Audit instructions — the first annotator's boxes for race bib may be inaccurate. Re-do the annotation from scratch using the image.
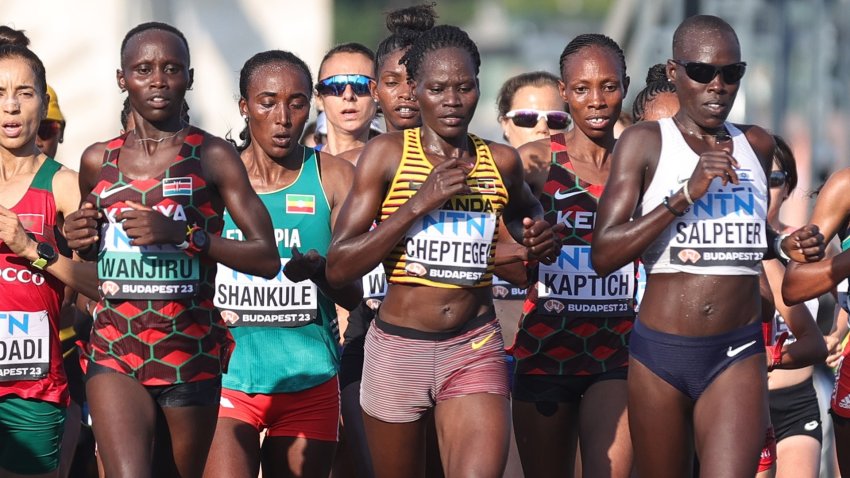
[492,275,527,300]
[215,258,319,327]
[401,209,497,286]
[0,310,49,381]
[98,222,200,300]
[668,182,767,267]
[362,265,387,309]
[537,245,635,317]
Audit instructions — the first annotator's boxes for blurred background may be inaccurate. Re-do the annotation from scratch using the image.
[4,0,850,226]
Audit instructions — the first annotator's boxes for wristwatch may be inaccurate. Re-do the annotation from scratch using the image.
[188,228,209,254]
[31,241,57,270]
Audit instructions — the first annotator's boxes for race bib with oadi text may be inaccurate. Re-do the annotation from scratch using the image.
[0,310,49,381]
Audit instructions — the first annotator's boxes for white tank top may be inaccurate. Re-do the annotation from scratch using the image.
[639,117,767,275]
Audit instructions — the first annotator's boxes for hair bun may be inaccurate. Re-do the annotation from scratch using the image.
[387,3,437,37]
[646,63,668,84]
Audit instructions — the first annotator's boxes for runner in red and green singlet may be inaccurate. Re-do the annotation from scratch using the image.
[500,34,635,478]
[0,44,98,477]
[62,23,277,478]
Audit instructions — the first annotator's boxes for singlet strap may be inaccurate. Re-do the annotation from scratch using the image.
[550,132,569,166]
[29,157,63,192]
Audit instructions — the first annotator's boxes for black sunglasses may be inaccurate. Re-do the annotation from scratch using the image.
[769,170,788,189]
[671,60,747,84]
[505,109,570,130]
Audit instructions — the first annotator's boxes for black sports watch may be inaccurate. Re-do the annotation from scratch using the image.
[31,241,57,270]
[189,228,210,254]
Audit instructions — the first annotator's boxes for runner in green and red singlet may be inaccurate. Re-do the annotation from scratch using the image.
[62,22,277,478]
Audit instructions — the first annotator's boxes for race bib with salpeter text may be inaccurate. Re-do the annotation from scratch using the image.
[98,222,199,300]
[402,209,497,286]
[0,310,49,381]
[215,258,319,327]
[668,183,767,267]
[537,245,635,316]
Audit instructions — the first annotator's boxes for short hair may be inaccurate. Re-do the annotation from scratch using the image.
[375,3,437,72]
[672,15,739,59]
[496,71,561,118]
[559,33,627,81]
[120,22,190,66]
[400,24,480,81]
[0,45,47,96]
[773,135,798,193]
[318,42,375,80]
[632,64,677,122]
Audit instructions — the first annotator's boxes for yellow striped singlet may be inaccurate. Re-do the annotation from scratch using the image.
[380,128,509,288]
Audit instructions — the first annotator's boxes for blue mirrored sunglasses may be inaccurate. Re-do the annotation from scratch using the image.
[315,74,374,97]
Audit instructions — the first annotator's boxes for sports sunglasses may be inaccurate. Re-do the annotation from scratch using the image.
[505,109,570,130]
[670,60,747,84]
[315,74,374,97]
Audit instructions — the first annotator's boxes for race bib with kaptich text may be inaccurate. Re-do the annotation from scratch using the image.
[215,258,320,327]
[537,245,635,317]
[401,209,497,287]
[98,222,200,300]
[0,310,50,381]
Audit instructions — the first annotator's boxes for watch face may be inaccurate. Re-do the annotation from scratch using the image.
[192,230,208,248]
[37,241,57,261]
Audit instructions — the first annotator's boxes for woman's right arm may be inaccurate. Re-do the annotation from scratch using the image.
[326,135,470,287]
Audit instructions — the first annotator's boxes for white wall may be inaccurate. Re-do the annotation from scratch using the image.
[2,0,331,170]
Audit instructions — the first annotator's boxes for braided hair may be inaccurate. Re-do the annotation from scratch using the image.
[632,64,677,122]
[558,33,627,82]
[375,3,437,71]
[400,25,480,81]
[230,50,313,152]
[120,22,190,66]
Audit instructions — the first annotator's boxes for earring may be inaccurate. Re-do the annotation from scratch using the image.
[242,114,248,122]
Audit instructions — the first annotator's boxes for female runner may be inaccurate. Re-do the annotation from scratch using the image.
[326,25,560,478]
[62,22,278,478]
[592,15,822,477]
[507,34,634,478]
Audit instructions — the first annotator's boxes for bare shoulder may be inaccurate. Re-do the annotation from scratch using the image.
[201,133,241,160]
[357,131,404,172]
[736,123,775,159]
[613,121,662,163]
[52,167,81,214]
[79,141,110,170]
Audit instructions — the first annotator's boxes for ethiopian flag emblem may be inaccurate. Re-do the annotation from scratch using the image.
[286,194,315,214]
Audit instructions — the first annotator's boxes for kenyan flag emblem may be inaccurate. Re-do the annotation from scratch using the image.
[286,194,315,214]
